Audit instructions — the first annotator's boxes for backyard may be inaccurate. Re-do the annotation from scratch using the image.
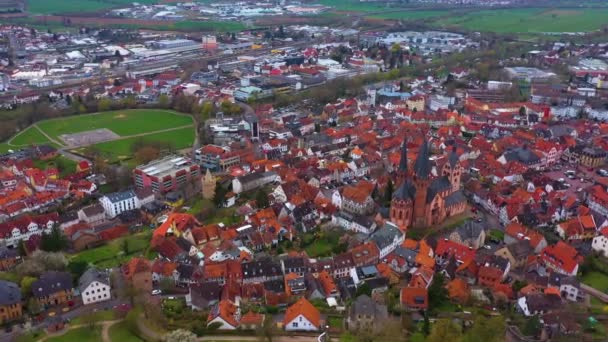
[69,231,152,268]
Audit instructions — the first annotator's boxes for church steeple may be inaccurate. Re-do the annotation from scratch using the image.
[414,139,432,180]
[398,140,408,173]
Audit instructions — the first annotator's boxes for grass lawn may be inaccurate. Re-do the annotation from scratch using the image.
[91,126,195,157]
[108,321,142,342]
[203,207,241,225]
[9,126,51,147]
[28,0,157,14]
[185,197,215,215]
[15,330,46,342]
[328,316,343,329]
[432,8,608,33]
[581,271,608,292]
[37,109,193,140]
[305,240,333,257]
[70,232,151,268]
[368,10,449,20]
[32,155,78,178]
[318,0,389,12]
[46,327,102,342]
[71,310,117,325]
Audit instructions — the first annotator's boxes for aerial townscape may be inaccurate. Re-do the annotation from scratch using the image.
[2,0,608,341]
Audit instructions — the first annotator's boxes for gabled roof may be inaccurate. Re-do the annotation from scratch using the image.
[78,268,110,292]
[284,297,320,328]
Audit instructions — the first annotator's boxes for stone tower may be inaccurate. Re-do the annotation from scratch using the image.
[396,139,409,186]
[442,146,462,193]
[202,169,216,200]
[412,140,432,228]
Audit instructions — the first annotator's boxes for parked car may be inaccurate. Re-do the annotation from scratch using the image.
[151,289,162,295]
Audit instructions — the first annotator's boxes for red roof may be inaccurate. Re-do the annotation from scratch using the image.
[283,298,320,328]
[541,241,580,275]
[435,239,476,263]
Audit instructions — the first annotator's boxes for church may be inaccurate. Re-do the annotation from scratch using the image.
[389,139,467,231]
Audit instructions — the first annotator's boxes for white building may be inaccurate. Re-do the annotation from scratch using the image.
[592,228,608,257]
[368,222,405,259]
[99,188,153,218]
[78,268,111,305]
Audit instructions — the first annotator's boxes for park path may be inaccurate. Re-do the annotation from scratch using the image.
[38,319,122,342]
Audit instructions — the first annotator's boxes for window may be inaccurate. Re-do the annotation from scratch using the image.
[292,322,298,328]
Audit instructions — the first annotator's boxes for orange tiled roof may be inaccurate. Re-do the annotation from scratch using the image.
[283,298,320,328]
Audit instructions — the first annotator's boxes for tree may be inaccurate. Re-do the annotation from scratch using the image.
[463,315,505,342]
[384,179,394,206]
[164,329,197,342]
[27,297,41,315]
[255,189,269,209]
[40,225,69,252]
[200,101,214,122]
[256,315,276,342]
[422,311,431,336]
[67,260,88,280]
[428,273,449,312]
[158,94,170,109]
[98,98,112,112]
[121,238,129,255]
[522,316,542,337]
[159,277,174,293]
[428,319,462,342]
[20,276,37,296]
[355,283,372,297]
[134,145,161,164]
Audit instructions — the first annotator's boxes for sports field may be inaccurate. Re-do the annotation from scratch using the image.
[90,126,195,157]
[36,109,193,140]
[433,8,608,33]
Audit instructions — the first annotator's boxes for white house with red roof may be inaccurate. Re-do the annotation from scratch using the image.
[592,227,608,257]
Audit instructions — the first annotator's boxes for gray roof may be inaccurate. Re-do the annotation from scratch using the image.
[369,222,403,251]
[448,146,459,168]
[78,268,110,292]
[0,245,18,259]
[503,146,540,164]
[82,203,104,216]
[393,180,416,201]
[455,219,486,240]
[237,171,278,185]
[427,176,452,203]
[414,140,432,179]
[349,294,388,321]
[0,280,21,306]
[398,141,408,172]
[445,190,466,207]
[32,271,73,297]
[104,190,137,204]
[506,240,533,259]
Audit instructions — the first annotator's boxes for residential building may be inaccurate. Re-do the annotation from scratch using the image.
[347,295,388,333]
[32,271,74,307]
[122,258,152,293]
[517,293,562,316]
[79,268,111,305]
[369,222,405,259]
[188,282,221,310]
[133,155,200,194]
[284,298,321,332]
[448,219,486,249]
[0,280,21,324]
[232,171,280,194]
[99,190,139,218]
[0,213,58,248]
[592,227,608,257]
[208,300,241,330]
[400,287,428,311]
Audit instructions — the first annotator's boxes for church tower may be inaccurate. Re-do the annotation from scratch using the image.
[396,139,409,186]
[202,169,216,200]
[413,140,432,228]
[442,146,462,193]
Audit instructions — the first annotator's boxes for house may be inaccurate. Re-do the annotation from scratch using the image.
[448,220,486,249]
[284,298,321,332]
[350,242,380,267]
[341,185,374,215]
[77,204,105,226]
[400,286,428,311]
[369,222,405,259]
[331,211,377,235]
[208,300,240,330]
[477,256,510,287]
[0,213,59,248]
[504,223,547,254]
[0,246,20,271]
[494,240,533,269]
[79,268,111,305]
[446,278,470,304]
[232,171,280,194]
[592,227,608,257]
[32,271,74,307]
[517,293,562,316]
[540,241,580,276]
[555,215,596,241]
[242,258,282,284]
[347,294,388,333]
[99,190,141,218]
[0,280,22,324]
[240,311,265,330]
[122,258,153,293]
[187,281,221,310]
[548,272,582,302]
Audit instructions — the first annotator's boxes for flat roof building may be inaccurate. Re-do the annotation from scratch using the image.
[134,155,200,194]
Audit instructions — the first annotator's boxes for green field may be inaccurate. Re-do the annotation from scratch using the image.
[108,321,142,342]
[36,109,193,140]
[433,8,608,33]
[369,10,449,20]
[70,232,151,268]
[46,327,101,342]
[28,0,158,14]
[9,126,51,147]
[318,0,389,12]
[89,126,195,157]
[582,271,608,292]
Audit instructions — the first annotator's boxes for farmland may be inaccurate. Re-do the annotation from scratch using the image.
[432,8,608,33]
[27,0,158,15]
[36,109,193,140]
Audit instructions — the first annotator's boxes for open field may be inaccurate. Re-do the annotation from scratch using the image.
[432,8,608,33]
[27,0,158,15]
[368,10,449,20]
[36,109,193,140]
[582,271,608,292]
[46,327,101,342]
[9,126,50,147]
[108,321,142,342]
